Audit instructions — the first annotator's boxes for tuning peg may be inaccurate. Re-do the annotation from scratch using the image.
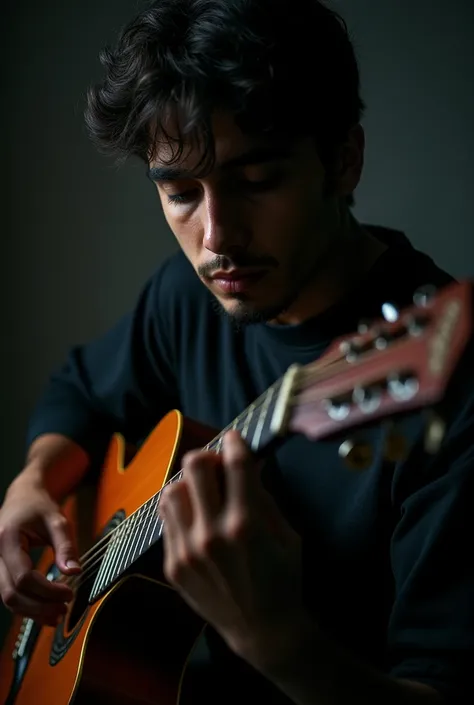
[382,422,409,463]
[338,438,374,471]
[339,340,360,363]
[323,398,351,421]
[381,301,400,323]
[387,372,419,401]
[424,411,446,454]
[413,284,437,308]
[406,312,429,337]
[374,331,392,350]
[357,319,371,335]
[353,384,382,414]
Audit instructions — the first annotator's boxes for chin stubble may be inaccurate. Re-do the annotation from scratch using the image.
[209,286,302,330]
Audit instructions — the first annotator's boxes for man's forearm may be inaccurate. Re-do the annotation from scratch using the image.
[14,433,90,502]
[247,616,444,705]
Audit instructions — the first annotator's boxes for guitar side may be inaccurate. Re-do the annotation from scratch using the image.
[0,411,215,705]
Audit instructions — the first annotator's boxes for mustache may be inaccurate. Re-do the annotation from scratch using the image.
[198,255,277,278]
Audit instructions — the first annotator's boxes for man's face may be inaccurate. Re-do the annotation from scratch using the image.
[149,113,362,325]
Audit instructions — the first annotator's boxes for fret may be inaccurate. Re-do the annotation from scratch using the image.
[90,547,107,598]
[240,404,255,440]
[114,506,140,580]
[105,521,128,586]
[102,523,126,589]
[90,497,157,601]
[91,525,123,599]
[117,504,145,577]
[150,516,164,545]
[249,384,276,451]
[137,496,158,556]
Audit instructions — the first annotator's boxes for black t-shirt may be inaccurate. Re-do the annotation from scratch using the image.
[27,227,474,702]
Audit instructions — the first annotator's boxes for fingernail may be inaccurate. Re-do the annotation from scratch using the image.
[66,560,81,569]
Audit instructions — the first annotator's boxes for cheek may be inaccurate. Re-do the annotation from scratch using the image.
[169,218,206,271]
[160,199,203,255]
[256,187,323,251]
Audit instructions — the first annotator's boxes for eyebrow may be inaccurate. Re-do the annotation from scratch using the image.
[147,145,293,182]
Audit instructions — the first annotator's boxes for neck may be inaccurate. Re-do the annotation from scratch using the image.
[272,214,387,326]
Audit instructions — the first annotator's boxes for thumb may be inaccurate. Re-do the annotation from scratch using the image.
[45,511,81,575]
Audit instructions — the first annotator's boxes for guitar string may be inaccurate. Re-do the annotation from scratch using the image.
[57,349,351,593]
[55,377,286,590]
[58,351,355,593]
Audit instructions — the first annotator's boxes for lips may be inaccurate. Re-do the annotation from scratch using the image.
[209,269,267,294]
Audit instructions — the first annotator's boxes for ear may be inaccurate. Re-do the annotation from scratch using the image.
[334,124,365,197]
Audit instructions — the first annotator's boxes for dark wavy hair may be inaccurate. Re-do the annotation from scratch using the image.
[85,0,365,183]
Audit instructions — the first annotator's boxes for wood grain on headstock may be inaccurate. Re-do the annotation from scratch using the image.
[289,280,473,442]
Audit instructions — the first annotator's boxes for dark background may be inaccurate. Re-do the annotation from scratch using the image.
[1,0,473,647]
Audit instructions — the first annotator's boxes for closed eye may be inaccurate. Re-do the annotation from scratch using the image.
[166,190,199,205]
[164,172,284,205]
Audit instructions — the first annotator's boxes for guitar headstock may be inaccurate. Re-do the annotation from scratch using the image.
[289,279,474,456]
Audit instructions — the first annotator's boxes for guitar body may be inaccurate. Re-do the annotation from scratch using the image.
[0,410,217,705]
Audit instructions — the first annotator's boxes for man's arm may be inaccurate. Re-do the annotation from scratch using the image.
[0,435,91,625]
[251,617,444,705]
[0,261,180,623]
[17,433,90,502]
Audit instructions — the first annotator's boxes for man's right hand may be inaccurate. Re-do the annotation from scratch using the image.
[0,475,81,626]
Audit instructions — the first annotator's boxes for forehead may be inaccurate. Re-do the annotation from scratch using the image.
[148,111,298,180]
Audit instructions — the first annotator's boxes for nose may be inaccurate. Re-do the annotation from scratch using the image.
[203,191,251,255]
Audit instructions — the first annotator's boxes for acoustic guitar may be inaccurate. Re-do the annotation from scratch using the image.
[0,279,472,705]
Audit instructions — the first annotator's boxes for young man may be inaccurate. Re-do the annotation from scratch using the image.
[0,1,472,703]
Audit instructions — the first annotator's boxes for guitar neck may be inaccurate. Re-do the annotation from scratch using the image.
[204,366,300,455]
[89,366,302,602]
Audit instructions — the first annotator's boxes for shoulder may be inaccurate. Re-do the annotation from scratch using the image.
[365,224,456,310]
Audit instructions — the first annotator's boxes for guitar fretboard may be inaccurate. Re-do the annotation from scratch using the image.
[89,376,288,602]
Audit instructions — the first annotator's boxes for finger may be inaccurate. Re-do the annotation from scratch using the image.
[0,557,67,625]
[182,450,223,525]
[44,512,81,575]
[162,481,193,528]
[161,483,192,583]
[222,430,259,513]
[1,530,73,603]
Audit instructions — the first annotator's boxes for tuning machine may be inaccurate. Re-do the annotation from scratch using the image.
[387,372,419,401]
[339,339,361,363]
[357,319,371,335]
[381,301,400,323]
[338,437,374,471]
[413,284,437,308]
[382,420,409,463]
[424,410,446,454]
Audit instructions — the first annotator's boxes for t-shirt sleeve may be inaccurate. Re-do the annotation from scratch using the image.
[25,258,180,463]
[387,397,474,703]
